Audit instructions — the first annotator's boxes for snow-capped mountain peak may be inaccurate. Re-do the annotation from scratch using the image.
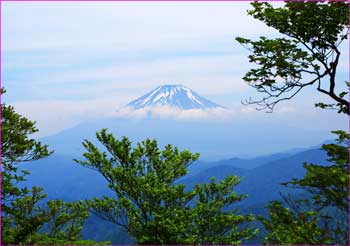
[127,84,223,110]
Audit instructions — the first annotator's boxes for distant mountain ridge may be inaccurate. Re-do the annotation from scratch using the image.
[127,84,223,110]
[22,146,329,243]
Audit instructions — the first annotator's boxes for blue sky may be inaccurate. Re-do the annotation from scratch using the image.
[3,1,348,138]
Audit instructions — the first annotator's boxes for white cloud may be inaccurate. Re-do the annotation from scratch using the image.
[6,54,251,101]
[3,2,277,52]
[12,98,237,137]
[24,55,244,84]
[111,105,236,121]
[11,95,132,137]
[12,94,347,139]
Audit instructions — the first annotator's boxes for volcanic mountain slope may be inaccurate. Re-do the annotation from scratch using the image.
[127,84,224,110]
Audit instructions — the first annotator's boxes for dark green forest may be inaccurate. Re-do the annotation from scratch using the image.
[1,1,349,245]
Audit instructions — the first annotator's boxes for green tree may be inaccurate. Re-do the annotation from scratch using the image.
[189,177,256,244]
[259,131,349,244]
[236,1,349,114]
[75,129,257,244]
[236,2,349,244]
[1,89,103,245]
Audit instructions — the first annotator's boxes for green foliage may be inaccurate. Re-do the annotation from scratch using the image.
[260,201,322,244]
[2,94,52,206]
[76,129,257,244]
[189,177,258,244]
[4,194,92,244]
[260,131,349,244]
[237,3,349,243]
[288,130,348,211]
[236,1,349,113]
[1,89,101,245]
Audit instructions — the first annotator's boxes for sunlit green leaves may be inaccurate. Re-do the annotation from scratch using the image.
[76,129,257,244]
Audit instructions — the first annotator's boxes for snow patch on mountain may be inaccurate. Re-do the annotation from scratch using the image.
[127,85,224,110]
[111,84,233,121]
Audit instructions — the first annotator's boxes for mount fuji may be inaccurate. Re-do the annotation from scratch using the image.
[127,85,224,110]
